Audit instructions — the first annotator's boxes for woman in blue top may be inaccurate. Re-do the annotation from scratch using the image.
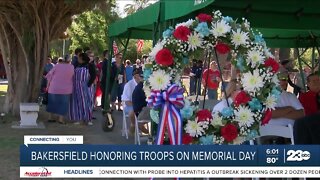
[125,60,133,82]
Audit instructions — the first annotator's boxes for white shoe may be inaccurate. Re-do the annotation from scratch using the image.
[88,122,93,126]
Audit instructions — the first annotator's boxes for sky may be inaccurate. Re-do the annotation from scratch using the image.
[116,0,157,17]
[116,0,134,17]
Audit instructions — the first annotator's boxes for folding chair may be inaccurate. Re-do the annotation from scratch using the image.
[250,124,295,180]
[121,102,129,139]
[259,123,294,145]
[134,114,151,145]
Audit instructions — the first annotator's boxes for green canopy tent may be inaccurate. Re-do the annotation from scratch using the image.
[105,0,320,111]
[109,0,320,47]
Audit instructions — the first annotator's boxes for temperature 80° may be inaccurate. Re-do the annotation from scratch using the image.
[266,157,279,164]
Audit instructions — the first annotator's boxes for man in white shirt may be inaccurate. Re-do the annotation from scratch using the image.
[121,68,143,134]
[269,71,305,126]
[258,71,305,144]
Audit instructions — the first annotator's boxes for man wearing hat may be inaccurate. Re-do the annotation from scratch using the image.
[121,68,144,134]
[259,71,305,144]
[268,71,305,126]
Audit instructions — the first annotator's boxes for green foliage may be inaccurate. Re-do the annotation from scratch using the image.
[291,48,319,70]
[120,39,153,61]
[68,0,118,56]
[69,10,107,55]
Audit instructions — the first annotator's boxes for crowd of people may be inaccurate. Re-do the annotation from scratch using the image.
[42,48,149,131]
[44,49,98,125]
[42,47,320,143]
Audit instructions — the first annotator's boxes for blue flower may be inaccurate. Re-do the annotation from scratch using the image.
[143,68,152,80]
[271,87,281,98]
[195,22,210,37]
[248,98,262,111]
[150,109,159,124]
[199,135,214,145]
[236,56,246,72]
[180,106,193,119]
[162,27,173,39]
[221,107,234,117]
[254,34,265,45]
[183,56,189,65]
[223,16,233,23]
[246,130,258,141]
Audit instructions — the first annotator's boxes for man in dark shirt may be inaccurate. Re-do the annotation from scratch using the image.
[189,59,197,95]
[132,75,149,134]
[71,47,83,67]
[195,60,203,95]
[110,53,126,111]
[294,113,320,144]
[101,50,109,109]
[132,81,147,116]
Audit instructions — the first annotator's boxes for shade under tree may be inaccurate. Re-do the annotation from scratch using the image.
[0,0,106,114]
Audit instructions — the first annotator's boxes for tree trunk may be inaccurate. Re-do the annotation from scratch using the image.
[0,22,48,115]
[0,0,101,115]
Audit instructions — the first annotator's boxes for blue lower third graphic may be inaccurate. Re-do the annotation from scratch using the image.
[20,145,320,167]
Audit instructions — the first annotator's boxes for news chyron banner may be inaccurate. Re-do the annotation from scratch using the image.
[20,136,320,178]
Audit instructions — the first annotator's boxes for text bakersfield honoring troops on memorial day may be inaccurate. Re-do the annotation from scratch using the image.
[31,150,256,161]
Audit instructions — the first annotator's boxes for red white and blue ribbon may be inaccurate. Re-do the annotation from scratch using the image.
[148,84,184,145]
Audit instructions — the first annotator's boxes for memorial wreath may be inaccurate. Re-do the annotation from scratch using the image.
[143,11,281,145]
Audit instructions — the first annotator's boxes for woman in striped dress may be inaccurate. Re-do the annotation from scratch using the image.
[69,53,96,125]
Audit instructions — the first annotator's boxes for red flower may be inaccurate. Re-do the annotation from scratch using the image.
[155,48,174,66]
[264,58,280,73]
[196,109,213,122]
[182,134,193,144]
[197,13,213,23]
[234,91,251,106]
[261,109,272,125]
[173,26,191,42]
[221,123,238,142]
[215,42,230,54]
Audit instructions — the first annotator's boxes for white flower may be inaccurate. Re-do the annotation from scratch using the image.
[187,32,203,51]
[211,113,223,127]
[231,29,249,47]
[199,121,209,130]
[185,120,205,137]
[149,41,164,58]
[176,19,194,28]
[148,70,171,91]
[264,94,278,110]
[233,136,245,145]
[144,86,151,99]
[242,69,264,93]
[234,106,255,127]
[247,49,265,67]
[211,20,231,38]
[271,75,280,86]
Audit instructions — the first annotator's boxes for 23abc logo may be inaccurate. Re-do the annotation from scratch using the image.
[286,150,311,161]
